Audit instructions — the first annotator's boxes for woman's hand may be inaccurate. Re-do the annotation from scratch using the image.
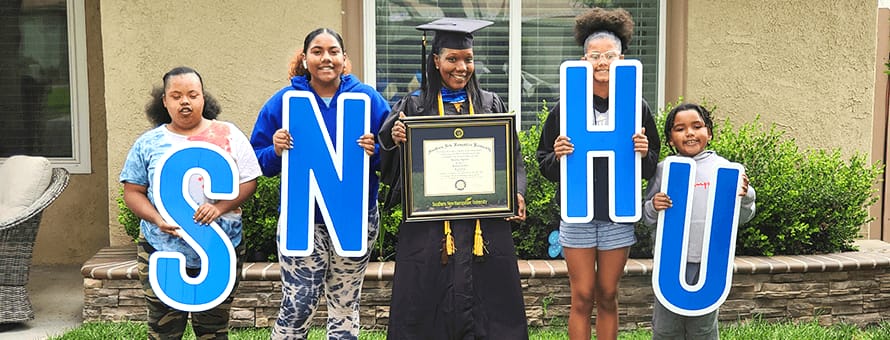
[633,127,649,157]
[739,173,749,197]
[156,219,181,237]
[506,193,527,222]
[357,133,375,156]
[554,135,574,158]
[391,112,407,144]
[193,203,222,225]
[652,192,672,211]
[273,128,294,156]
[123,182,182,237]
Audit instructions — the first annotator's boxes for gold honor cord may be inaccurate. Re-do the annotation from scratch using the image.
[437,92,483,264]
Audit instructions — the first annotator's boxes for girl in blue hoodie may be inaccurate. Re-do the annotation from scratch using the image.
[249,28,390,340]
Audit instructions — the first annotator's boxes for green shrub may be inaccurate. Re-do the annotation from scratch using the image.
[633,100,882,256]
[515,102,561,259]
[709,117,882,255]
[116,190,141,242]
[374,182,401,262]
[240,176,281,261]
[630,100,882,257]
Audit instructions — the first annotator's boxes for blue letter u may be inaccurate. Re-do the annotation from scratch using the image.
[652,156,744,316]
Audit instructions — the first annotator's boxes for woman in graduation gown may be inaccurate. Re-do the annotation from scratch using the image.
[378,18,529,340]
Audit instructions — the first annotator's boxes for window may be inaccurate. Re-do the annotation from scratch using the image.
[370,0,662,129]
[0,0,90,173]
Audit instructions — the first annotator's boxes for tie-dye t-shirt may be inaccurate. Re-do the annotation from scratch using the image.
[120,120,261,268]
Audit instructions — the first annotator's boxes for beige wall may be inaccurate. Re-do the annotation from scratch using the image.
[684,1,877,157]
[101,1,344,246]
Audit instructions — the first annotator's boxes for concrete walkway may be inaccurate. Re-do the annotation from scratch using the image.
[0,265,83,340]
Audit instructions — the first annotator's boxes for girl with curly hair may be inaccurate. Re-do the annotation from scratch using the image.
[536,8,661,339]
[121,66,261,339]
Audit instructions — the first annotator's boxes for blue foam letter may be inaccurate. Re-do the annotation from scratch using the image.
[559,60,642,223]
[151,142,239,312]
[280,91,370,257]
[652,156,744,316]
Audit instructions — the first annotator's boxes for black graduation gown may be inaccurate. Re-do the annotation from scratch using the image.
[379,90,529,340]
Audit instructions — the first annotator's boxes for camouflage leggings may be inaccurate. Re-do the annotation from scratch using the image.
[137,239,245,340]
[271,206,379,340]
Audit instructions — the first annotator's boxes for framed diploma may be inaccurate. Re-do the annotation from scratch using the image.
[401,114,517,222]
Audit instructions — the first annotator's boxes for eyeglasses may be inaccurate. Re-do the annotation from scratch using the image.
[586,50,621,62]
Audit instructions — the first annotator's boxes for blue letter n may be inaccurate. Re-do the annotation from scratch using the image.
[280,91,370,257]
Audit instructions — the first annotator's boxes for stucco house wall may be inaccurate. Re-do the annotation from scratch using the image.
[100,0,344,247]
[683,1,877,158]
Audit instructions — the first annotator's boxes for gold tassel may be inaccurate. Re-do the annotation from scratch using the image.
[444,221,455,255]
[473,219,484,256]
[441,221,456,265]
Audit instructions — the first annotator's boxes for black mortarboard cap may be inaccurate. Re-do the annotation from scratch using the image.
[416,17,493,50]
[415,18,493,90]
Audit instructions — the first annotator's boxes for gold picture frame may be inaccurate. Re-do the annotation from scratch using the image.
[400,114,517,222]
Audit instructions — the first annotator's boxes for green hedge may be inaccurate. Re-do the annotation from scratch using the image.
[118,102,882,259]
[707,117,881,256]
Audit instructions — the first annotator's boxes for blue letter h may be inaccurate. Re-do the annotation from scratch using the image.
[559,60,642,223]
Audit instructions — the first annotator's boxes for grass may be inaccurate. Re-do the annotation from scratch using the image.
[48,319,890,340]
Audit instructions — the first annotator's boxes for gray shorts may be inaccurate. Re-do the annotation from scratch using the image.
[558,219,636,250]
[651,262,720,340]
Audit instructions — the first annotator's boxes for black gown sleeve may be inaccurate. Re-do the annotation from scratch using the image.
[378,97,411,209]
[535,102,562,183]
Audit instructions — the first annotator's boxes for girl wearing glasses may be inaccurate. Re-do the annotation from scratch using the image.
[536,8,660,339]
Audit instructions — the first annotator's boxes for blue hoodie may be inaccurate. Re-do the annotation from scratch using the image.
[250,74,390,212]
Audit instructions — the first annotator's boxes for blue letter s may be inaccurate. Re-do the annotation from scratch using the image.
[151,142,239,312]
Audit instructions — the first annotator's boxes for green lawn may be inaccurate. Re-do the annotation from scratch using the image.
[48,319,890,340]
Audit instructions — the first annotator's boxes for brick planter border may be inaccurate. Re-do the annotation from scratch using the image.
[82,241,890,329]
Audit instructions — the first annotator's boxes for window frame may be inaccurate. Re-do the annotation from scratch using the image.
[363,0,666,128]
[58,0,91,173]
[1,0,92,174]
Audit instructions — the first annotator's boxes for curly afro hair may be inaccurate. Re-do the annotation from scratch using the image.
[144,85,221,127]
[573,7,634,52]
